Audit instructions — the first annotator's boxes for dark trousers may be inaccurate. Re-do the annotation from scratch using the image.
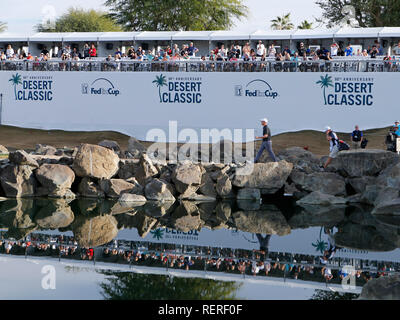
[255,140,277,162]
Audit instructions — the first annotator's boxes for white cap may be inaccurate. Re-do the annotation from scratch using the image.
[324,126,331,132]
[260,118,268,123]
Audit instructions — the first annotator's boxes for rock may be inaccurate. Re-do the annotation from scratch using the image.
[0,145,9,154]
[72,144,120,179]
[0,165,36,198]
[372,198,400,215]
[296,191,347,206]
[334,222,397,252]
[98,140,121,155]
[347,176,377,194]
[336,149,399,177]
[78,177,105,198]
[376,162,400,189]
[181,193,217,201]
[119,193,147,203]
[361,185,385,205]
[144,179,175,201]
[131,212,158,237]
[35,164,75,198]
[171,162,203,196]
[118,159,140,179]
[8,150,39,168]
[72,215,118,247]
[360,274,400,300]
[215,202,232,222]
[289,205,345,229]
[237,188,261,200]
[34,199,74,229]
[144,201,175,218]
[232,161,293,194]
[237,200,261,211]
[135,154,158,186]
[232,207,291,236]
[99,179,135,198]
[128,137,146,158]
[216,173,234,198]
[277,147,320,173]
[198,172,217,197]
[35,144,57,156]
[346,193,363,204]
[169,201,201,232]
[290,170,346,196]
[374,187,399,207]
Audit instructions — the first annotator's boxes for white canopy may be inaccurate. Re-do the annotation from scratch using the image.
[135,31,177,41]
[29,33,64,42]
[172,31,214,41]
[379,27,400,38]
[0,34,30,42]
[334,27,384,38]
[251,30,293,40]
[63,32,105,42]
[210,31,250,41]
[292,29,339,40]
[98,32,140,41]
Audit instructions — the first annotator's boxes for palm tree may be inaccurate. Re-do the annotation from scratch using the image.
[270,13,294,30]
[152,74,167,102]
[0,21,7,33]
[316,75,333,105]
[9,73,22,100]
[298,20,313,29]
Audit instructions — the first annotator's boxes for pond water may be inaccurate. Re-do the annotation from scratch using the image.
[1,197,399,300]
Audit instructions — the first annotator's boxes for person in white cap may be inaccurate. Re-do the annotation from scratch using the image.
[323,126,339,169]
[254,118,277,163]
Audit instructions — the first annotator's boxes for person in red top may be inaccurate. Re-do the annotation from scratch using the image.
[89,44,97,57]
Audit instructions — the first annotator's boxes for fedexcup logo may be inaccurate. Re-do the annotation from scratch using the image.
[316,74,374,106]
[235,79,278,99]
[81,78,120,96]
[9,73,53,101]
[152,74,202,104]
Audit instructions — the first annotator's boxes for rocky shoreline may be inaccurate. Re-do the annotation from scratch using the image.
[0,139,400,218]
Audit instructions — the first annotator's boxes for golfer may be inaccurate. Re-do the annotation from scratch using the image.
[323,126,339,169]
[254,118,277,163]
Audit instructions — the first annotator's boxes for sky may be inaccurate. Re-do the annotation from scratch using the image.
[0,0,324,34]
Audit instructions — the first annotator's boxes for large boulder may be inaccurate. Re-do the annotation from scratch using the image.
[135,154,158,186]
[169,201,201,232]
[277,147,320,173]
[237,188,261,200]
[289,205,345,229]
[376,162,400,189]
[119,193,147,204]
[99,179,135,198]
[144,179,175,201]
[296,191,347,206]
[360,275,400,300]
[334,222,397,252]
[347,176,377,194]
[8,150,39,168]
[118,159,140,179]
[215,173,234,198]
[78,177,105,198]
[72,144,120,179]
[34,199,74,229]
[128,137,147,158]
[232,207,291,236]
[0,145,9,154]
[290,170,346,196]
[232,161,293,194]
[372,198,400,215]
[35,164,75,198]
[35,144,57,156]
[198,172,217,198]
[0,165,36,198]
[171,162,203,197]
[336,149,399,177]
[72,215,118,247]
[98,140,121,155]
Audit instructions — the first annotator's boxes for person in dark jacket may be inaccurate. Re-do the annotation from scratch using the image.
[351,125,363,150]
[254,118,277,163]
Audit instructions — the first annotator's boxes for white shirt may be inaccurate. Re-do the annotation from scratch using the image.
[6,48,14,58]
[331,46,338,56]
[257,44,265,56]
[394,45,400,55]
[328,131,338,152]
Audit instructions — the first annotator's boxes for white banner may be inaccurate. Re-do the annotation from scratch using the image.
[0,71,394,141]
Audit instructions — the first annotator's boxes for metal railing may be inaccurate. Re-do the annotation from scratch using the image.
[0,58,399,72]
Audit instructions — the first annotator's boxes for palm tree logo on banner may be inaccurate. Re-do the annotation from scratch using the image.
[153,74,167,103]
[9,73,22,100]
[150,228,164,240]
[316,74,333,105]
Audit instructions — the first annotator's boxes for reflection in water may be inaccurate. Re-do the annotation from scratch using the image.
[1,197,400,299]
[99,271,241,300]
[310,290,359,300]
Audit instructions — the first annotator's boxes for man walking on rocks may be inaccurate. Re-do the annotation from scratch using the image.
[254,118,277,163]
[323,126,339,169]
